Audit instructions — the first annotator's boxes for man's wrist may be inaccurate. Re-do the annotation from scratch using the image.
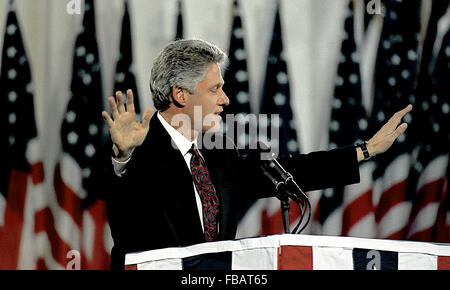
[113,144,134,162]
[355,141,371,162]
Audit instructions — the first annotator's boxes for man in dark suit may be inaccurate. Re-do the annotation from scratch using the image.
[100,39,412,269]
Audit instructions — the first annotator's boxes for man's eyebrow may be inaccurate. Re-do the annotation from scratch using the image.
[211,81,225,88]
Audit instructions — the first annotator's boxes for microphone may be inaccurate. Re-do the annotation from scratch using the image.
[248,141,308,202]
[246,141,312,234]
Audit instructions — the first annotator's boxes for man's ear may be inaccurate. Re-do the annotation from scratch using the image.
[172,85,186,108]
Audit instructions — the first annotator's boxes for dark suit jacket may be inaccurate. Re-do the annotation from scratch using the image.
[99,114,360,269]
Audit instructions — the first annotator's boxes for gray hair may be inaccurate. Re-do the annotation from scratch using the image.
[150,39,228,112]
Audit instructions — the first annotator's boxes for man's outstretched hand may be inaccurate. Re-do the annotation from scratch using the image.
[102,90,153,162]
[358,104,413,162]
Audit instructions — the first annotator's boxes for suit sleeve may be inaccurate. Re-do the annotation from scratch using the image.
[239,145,360,199]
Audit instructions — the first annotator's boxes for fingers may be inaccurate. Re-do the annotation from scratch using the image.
[102,110,114,128]
[393,122,408,139]
[387,104,413,130]
[116,91,126,114]
[141,107,153,129]
[126,89,135,114]
[108,96,120,121]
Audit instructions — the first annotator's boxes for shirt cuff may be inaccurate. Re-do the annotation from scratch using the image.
[111,156,131,177]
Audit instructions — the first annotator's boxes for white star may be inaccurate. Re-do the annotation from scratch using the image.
[401,69,410,79]
[431,94,438,104]
[115,72,125,83]
[324,188,334,198]
[7,24,17,35]
[287,139,298,152]
[233,28,244,39]
[236,91,249,104]
[9,113,16,124]
[8,91,17,102]
[358,119,368,130]
[407,50,417,61]
[8,69,17,80]
[7,46,17,58]
[445,46,450,57]
[442,103,449,114]
[433,123,440,132]
[377,111,385,122]
[89,124,98,136]
[349,74,359,84]
[66,111,76,123]
[388,76,396,86]
[68,132,79,145]
[330,120,340,132]
[76,46,86,57]
[235,70,248,82]
[333,98,342,109]
[276,72,288,84]
[82,168,91,178]
[234,49,246,61]
[391,54,401,66]
[274,93,286,106]
[26,83,33,94]
[86,53,95,64]
[421,101,429,111]
[85,144,96,158]
[83,74,92,85]
[9,136,15,145]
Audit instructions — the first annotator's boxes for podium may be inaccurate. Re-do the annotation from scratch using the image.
[125,234,450,270]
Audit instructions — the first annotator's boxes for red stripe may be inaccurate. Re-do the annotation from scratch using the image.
[434,177,449,243]
[384,225,408,240]
[124,264,137,270]
[278,246,313,270]
[374,179,407,223]
[31,162,45,185]
[53,163,83,227]
[408,178,444,226]
[260,200,302,235]
[0,169,29,270]
[437,256,450,270]
[36,258,49,270]
[81,201,111,270]
[341,189,373,236]
[34,207,72,267]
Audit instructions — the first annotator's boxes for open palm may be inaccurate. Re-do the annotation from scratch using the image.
[102,90,153,161]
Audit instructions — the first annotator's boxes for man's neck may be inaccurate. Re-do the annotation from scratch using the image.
[159,111,198,142]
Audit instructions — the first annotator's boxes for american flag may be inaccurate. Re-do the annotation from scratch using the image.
[0,1,45,269]
[114,0,141,117]
[237,3,301,238]
[405,14,449,242]
[46,0,111,269]
[175,0,184,40]
[312,0,376,238]
[368,0,422,240]
[222,0,253,154]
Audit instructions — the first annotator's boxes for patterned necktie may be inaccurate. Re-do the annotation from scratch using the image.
[189,145,220,241]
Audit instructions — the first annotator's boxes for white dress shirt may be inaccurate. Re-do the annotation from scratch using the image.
[111,112,205,231]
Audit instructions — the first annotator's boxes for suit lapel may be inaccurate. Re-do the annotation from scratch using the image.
[145,115,204,239]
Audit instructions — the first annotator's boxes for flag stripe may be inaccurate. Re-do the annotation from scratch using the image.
[278,246,312,270]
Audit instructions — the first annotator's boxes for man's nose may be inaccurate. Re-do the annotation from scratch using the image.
[219,89,230,106]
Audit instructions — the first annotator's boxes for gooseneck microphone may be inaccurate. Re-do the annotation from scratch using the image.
[246,141,311,234]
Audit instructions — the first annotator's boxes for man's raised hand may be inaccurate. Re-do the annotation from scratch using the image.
[365,104,413,158]
[102,90,153,161]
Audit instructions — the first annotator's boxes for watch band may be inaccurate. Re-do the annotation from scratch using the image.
[356,141,371,161]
